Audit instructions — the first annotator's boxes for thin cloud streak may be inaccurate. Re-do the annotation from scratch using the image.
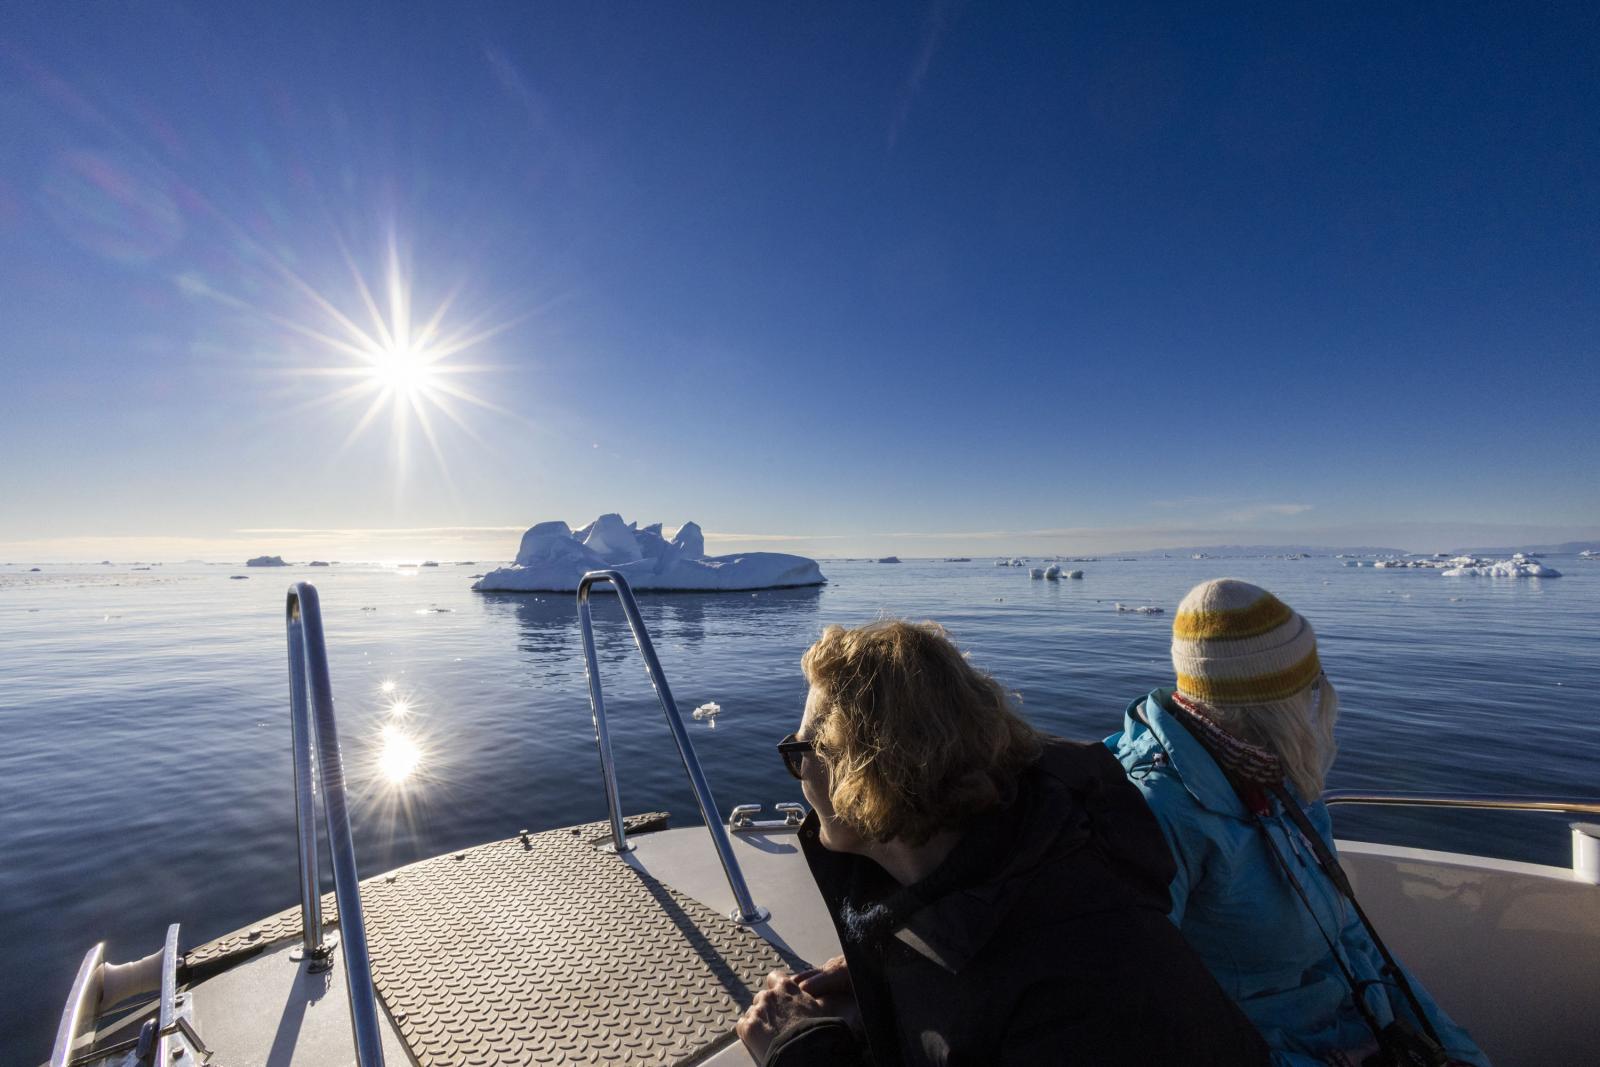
[888,0,962,151]
[235,525,526,535]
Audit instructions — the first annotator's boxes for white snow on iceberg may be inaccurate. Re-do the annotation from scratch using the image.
[1440,553,1562,578]
[472,514,827,593]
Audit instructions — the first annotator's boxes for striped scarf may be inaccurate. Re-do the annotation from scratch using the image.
[1167,691,1284,789]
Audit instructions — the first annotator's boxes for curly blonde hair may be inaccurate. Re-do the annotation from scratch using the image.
[800,619,1041,846]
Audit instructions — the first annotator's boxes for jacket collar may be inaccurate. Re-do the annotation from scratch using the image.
[1124,688,1253,821]
[799,738,1173,975]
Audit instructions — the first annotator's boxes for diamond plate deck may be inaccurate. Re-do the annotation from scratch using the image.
[186,813,789,1066]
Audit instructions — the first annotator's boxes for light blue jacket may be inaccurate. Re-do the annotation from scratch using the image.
[1105,690,1490,1066]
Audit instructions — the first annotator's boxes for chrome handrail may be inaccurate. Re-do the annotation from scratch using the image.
[49,943,104,1067]
[577,570,769,923]
[286,583,386,1066]
[154,923,179,1066]
[1325,791,1600,816]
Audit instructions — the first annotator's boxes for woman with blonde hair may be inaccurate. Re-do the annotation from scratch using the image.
[1105,578,1489,1066]
[738,618,1268,1066]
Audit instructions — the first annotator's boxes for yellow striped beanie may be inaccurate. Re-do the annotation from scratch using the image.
[1171,579,1321,707]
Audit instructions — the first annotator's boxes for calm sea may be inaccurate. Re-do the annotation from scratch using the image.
[4,556,1598,1058]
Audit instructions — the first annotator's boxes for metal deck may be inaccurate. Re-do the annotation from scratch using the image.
[185,815,790,1066]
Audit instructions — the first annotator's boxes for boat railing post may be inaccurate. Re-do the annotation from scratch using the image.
[577,570,769,924]
[49,943,105,1067]
[286,605,324,960]
[577,574,633,855]
[1572,823,1600,885]
[286,583,386,1067]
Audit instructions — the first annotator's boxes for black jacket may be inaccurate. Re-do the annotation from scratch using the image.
[766,737,1270,1066]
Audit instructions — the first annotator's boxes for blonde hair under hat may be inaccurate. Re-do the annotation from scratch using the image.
[1172,579,1321,708]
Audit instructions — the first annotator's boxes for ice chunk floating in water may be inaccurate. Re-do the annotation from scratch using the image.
[472,514,827,592]
[1441,553,1562,578]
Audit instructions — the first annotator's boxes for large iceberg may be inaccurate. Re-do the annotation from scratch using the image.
[472,514,827,593]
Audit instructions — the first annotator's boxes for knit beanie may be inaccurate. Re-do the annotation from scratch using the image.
[1171,579,1321,707]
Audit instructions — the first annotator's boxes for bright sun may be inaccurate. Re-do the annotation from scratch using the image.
[283,237,514,473]
[368,345,438,399]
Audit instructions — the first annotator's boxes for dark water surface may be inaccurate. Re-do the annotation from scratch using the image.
[4,556,1598,1057]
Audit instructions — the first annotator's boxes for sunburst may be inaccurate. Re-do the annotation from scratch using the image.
[278,237,516,475]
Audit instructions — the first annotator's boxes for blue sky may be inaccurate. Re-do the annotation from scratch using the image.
[2,3,1596,560]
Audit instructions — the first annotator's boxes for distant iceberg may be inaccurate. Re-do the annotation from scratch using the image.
[472,514,827,593]
[877,556,902,564]
[246,555,288,567]
[1441,553,1562,578]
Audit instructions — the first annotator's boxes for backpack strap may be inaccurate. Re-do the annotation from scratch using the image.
[1266,784,1444,1048]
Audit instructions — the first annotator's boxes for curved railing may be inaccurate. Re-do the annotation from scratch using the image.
[1326,790,1600,884]
[49,943,105,1067]
[286,582,386,1066]
[1325,791,1600,816]
[577,570,769,923]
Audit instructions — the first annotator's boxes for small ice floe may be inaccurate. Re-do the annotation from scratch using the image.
[1044,565,1061,580]
[1442,554,1562,578]
[1580,549,1597,559]
[1114,603,1165,615]
[415,607,454,614]
[1068,569,1084,579]
[878,556,902,564]
[360,606,377,611]
[691,701,721,727]
[229,575,250,580]
[1030,568,1045,579]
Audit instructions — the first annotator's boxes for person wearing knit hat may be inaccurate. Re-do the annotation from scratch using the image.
[1106,579,1489,1067]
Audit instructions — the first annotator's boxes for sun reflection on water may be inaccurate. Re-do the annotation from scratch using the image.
[377,723,422,784]
[355,677,459,861]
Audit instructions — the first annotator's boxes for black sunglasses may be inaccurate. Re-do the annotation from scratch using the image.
[777,732,815,780]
